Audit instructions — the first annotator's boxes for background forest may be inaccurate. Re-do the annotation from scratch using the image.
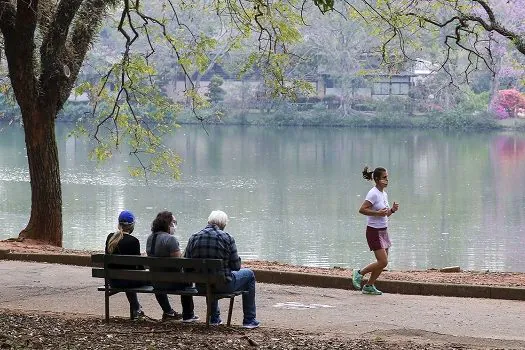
[2,0,525,130]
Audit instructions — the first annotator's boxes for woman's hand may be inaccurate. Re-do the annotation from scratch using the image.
[378,207,389,217]
[392,201,399,213]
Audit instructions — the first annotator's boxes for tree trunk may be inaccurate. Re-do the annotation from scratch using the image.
[19,108,63,246]
[488,54,503,112]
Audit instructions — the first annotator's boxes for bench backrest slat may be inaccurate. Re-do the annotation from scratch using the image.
[91,254,227,285]
[92,253,223,271]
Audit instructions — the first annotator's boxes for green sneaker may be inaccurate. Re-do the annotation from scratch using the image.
[351,269,363,290]
[362,285,382,295]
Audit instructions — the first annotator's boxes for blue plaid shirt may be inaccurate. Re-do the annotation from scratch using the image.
[184,224,241,281]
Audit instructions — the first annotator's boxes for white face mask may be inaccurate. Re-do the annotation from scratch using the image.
[169,226,175,235]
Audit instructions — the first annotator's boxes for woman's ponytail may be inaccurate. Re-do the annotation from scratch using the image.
[107,226,125,254]
[362,166,373,181]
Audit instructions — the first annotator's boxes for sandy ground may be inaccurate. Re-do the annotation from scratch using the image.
[3,260,525,350]
[2,238,524,287]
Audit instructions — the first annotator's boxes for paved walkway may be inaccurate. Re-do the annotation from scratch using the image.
[1,260,525,348]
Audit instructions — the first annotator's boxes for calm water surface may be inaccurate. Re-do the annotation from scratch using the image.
[1,124,524,272]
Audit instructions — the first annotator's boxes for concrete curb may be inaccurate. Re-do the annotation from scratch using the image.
[1,252,91,266]
[1,251,524,301]
[254,269,525,301]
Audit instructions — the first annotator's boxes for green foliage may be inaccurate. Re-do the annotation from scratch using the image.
[427,111,497,130]
[455,90,490,114]
[198,101,501,130]
[206,75,226,104]
[313,0,335,13]
[75,53,184,179]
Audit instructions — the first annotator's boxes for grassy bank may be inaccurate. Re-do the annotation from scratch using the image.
[175,107,525,131]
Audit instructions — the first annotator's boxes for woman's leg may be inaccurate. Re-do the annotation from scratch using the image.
[125,292,141,312]
[362,248,388,285]
[180,295,195,320]
[154,293,173,313]
[110,279,142,312]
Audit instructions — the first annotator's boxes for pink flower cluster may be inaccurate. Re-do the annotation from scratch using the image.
[491,89,525,119]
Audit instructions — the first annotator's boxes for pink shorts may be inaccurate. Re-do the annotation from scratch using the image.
[366,226,391,251]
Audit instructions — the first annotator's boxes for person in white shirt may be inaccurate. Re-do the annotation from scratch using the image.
[352,166,399,295]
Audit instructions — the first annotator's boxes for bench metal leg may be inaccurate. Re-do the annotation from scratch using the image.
[227,296,235,326]
[105,288,110,323]
[206,286,212,327]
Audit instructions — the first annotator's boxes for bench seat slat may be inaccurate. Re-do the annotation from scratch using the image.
[97,286,198,295]
[92,268,226,284]
[98,285,154,293]
[97,286,245,298]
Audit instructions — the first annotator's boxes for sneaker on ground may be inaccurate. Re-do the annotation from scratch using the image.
[242,320,260,329]
[162,310,183,321]
[209,318,223,326]
[351,269,363,290]
[182,315,200,323]
[131,309,145,320]
[362,284,382,295]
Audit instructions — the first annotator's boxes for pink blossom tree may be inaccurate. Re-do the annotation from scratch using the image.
[491,89,525,119]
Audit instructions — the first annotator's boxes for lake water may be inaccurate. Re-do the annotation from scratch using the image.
[1,123,525,272]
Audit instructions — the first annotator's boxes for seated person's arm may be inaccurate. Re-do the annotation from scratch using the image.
[229,238,242,271]
[132,239,145,270]
[167,235,182,258]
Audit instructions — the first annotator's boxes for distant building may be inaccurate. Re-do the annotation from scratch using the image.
[163,56,438,105]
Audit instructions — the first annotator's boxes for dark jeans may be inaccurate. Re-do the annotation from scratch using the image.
[109,279,144,312]
[153,283,195,319]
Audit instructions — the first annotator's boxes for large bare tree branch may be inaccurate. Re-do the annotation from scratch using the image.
[39,0,85,111]
[41,0,84,59]
[53,0,119,111]
[405,1,525,56]
[0,0,16,34]
[38,2,57,37]
[1,0,39,113]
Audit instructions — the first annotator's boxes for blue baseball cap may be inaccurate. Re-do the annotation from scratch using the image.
[118,210,135,225]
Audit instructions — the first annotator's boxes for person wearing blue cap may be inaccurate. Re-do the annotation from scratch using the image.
[105,210,146,320]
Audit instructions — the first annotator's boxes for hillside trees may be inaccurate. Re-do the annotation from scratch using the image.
[336,0,524,116]
[296,10,374,115]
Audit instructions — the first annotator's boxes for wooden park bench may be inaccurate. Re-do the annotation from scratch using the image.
[91,254,246,326]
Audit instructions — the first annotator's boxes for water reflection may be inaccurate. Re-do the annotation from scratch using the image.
[0,124,524,272]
